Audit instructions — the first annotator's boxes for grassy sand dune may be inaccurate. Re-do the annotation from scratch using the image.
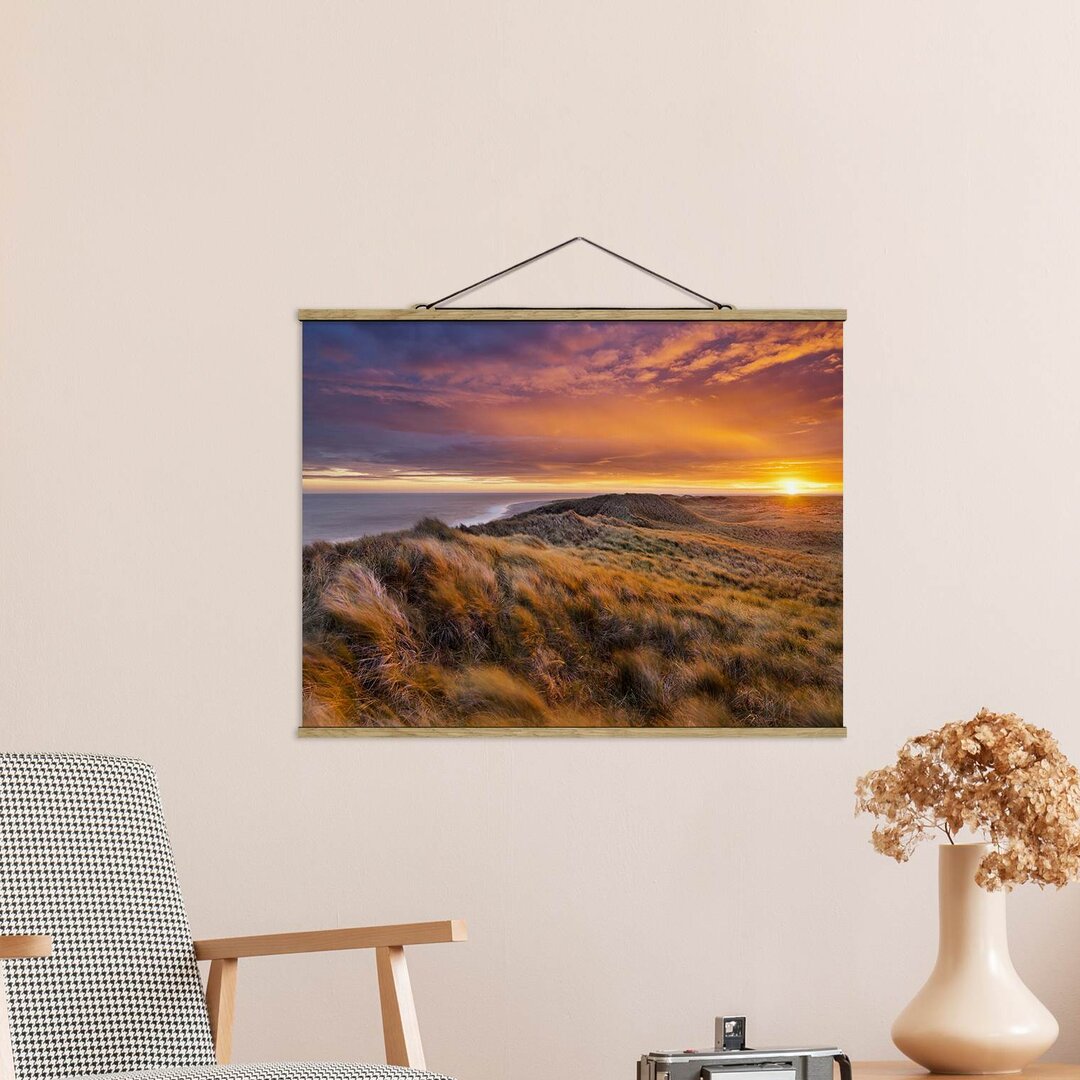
[302,494,842,729]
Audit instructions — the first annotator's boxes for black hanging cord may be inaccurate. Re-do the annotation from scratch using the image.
[417,236,732,310]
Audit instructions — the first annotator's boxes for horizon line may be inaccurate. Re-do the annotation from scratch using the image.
[302,487,844,496]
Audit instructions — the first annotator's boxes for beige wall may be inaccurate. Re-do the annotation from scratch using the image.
[3,3,1080,1079]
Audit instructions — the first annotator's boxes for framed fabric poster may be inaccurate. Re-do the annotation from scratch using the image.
[300,309,845,736]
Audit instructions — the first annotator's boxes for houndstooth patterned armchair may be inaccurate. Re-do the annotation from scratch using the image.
[0,755,464,1080]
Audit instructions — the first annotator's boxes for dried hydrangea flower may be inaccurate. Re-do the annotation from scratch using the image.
[855,709,1080,890]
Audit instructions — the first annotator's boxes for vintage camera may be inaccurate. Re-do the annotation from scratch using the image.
[638,1017,850,1080]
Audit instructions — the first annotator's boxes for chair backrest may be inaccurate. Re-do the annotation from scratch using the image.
[0,754,216,1080]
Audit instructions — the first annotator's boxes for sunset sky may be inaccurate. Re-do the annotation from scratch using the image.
[302,320,843,494]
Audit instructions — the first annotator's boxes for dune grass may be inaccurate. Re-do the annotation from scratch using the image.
[302,494,842,729]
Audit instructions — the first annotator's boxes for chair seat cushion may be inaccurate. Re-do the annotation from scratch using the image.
[65,1065,453,1080]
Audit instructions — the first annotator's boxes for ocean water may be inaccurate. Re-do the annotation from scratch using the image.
[302,491,580,545]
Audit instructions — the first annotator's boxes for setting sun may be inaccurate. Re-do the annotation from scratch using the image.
[782,479,802,495]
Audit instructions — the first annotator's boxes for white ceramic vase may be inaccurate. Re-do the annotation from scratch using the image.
[892,843,1058,1074]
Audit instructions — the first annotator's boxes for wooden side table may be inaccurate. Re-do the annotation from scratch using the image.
[855,1063,1078,1080]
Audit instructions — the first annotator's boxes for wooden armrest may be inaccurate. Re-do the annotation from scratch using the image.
[0,935,53,959]
[193,919,466,960]
[194,920,466,1070]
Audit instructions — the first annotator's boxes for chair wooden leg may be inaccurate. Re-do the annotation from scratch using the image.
[205,957,238,1064]
[376,946,425,1070]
